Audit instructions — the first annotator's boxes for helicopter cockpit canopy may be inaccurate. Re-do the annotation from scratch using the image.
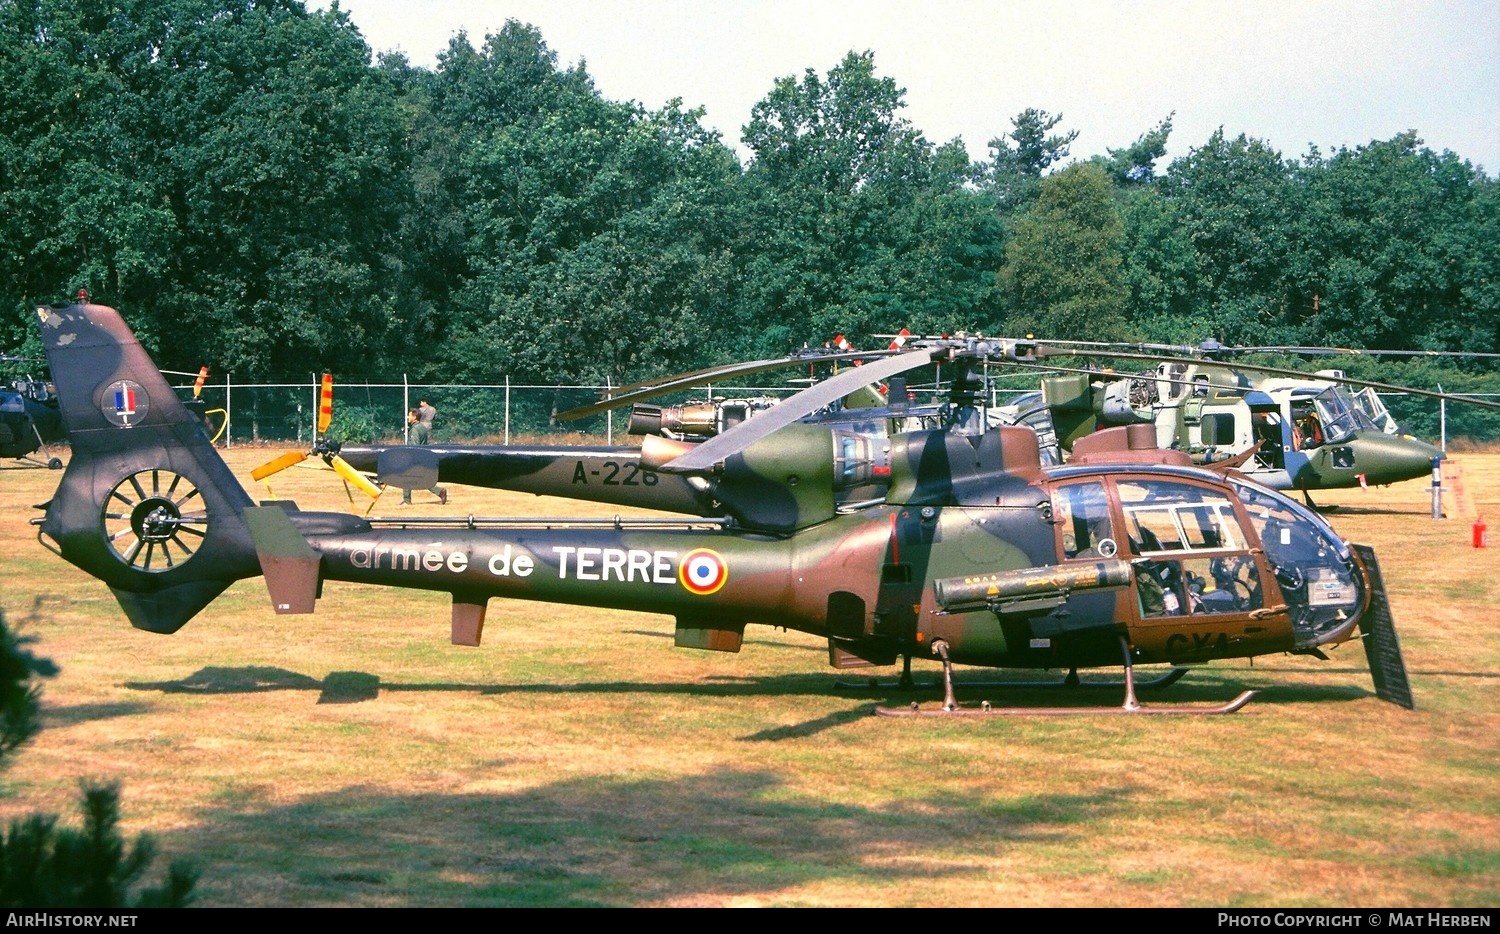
[1295,385,1381,446]
[1231,477,1363,646]
[1048,469,1365,652]
[1351,386,1400,435]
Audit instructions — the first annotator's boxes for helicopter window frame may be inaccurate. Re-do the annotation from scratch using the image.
[1113,479,1245,557]
[1096,475,1274,622]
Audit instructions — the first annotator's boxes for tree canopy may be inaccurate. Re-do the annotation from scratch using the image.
[2,1,1494,400]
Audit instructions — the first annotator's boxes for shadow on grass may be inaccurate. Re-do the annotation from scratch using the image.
[1246,663,1499,680]
[173,766,1140,907]
[41,700,153,727]
[124,662,1383,724]
[620,628,825,652]
[1309,504,1434,517]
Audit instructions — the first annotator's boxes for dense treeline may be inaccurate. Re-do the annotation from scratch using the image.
[3,1,1496,405]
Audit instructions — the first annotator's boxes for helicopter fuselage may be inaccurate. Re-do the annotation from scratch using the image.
[252,455,1364,676]
[30,302,1392,711]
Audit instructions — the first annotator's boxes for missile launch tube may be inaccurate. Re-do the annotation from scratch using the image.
[934,559,1134,614]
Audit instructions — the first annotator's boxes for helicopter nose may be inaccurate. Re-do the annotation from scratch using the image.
[1358,432,1444,484]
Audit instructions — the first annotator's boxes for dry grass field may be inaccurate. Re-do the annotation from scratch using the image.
[0,445,1495,907]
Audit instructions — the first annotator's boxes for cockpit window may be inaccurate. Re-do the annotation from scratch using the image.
[1054,481,1118,559]
[1136,555,1265,618]
[1233,479,1363,645]
[1351,386,1399,434]
[1116,480,1242,554]
[1309,386,1377,443]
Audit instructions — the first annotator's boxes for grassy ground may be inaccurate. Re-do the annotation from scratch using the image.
[0,446,1495,907]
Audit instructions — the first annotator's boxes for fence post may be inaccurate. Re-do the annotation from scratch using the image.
[606,378,613,445]
[504,376,511,445]
[225,373,233,448]
[403,374,410,444]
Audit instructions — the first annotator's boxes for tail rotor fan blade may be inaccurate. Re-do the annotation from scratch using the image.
[250,450,310,482]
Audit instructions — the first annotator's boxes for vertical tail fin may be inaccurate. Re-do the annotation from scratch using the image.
[33,303,261,632]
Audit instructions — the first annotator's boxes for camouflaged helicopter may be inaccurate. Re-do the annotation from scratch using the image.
[978,339,1493,509]
[31,300,1439,715]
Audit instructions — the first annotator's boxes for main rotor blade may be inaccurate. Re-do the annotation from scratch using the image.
[1022,337,1500,362]
[250,450,309,481]
[328,453,382,500]
[663,349,942,473]
[1224,345,1500,361]
[557,349,896,421]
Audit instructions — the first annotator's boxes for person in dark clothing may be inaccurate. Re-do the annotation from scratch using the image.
[402,404,448,505]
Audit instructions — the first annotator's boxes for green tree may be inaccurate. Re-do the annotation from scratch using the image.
[0,783,197,909]
[980,108,1079,212]
[1117,184,1201,341]
[418,23,742,395]
[0,1,414,376]
[997,163,1127,340]
[736,51,1000,353]
[1161,130,1301,343]
[1097,114,1174,186]
[0,616,54,759]
[1290,133,1498,354]
[0,611,192,908]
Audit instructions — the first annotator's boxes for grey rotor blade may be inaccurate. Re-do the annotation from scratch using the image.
[557,349,893,421]
[663,349,942,473]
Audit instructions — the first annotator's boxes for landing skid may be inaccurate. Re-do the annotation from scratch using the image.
[841,661,1190,692]
[1300,488,1339,513]
[874,638,1255,716]
[875,691,1257,717]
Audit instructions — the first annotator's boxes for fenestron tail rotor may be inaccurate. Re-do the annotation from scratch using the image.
[249,374,382,502]
[102,469,208,572]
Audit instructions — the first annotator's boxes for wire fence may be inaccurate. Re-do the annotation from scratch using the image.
[164,373,827,447]
[163,371,1498,449]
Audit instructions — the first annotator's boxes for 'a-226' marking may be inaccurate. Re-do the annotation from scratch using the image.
[571,460,659,486]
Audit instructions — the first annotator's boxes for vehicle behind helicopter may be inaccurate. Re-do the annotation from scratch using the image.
[1008,357,1444,502]
[0,373,65,468]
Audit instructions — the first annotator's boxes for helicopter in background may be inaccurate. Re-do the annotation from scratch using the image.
[536,333,1473,514]
[991,340,1485,507]
[322,344,915,522]
[316,328,1488,519]
[0,365,65,469]
[28,301,1426,715]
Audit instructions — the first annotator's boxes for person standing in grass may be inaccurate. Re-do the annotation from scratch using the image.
[402,401,448,505]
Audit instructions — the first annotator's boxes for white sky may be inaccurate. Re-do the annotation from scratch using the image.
[319,0,1500,174]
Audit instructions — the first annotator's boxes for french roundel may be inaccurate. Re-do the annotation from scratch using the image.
[678,548,729,595]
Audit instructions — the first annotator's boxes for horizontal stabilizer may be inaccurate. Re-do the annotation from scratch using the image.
[245,505,321,614]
